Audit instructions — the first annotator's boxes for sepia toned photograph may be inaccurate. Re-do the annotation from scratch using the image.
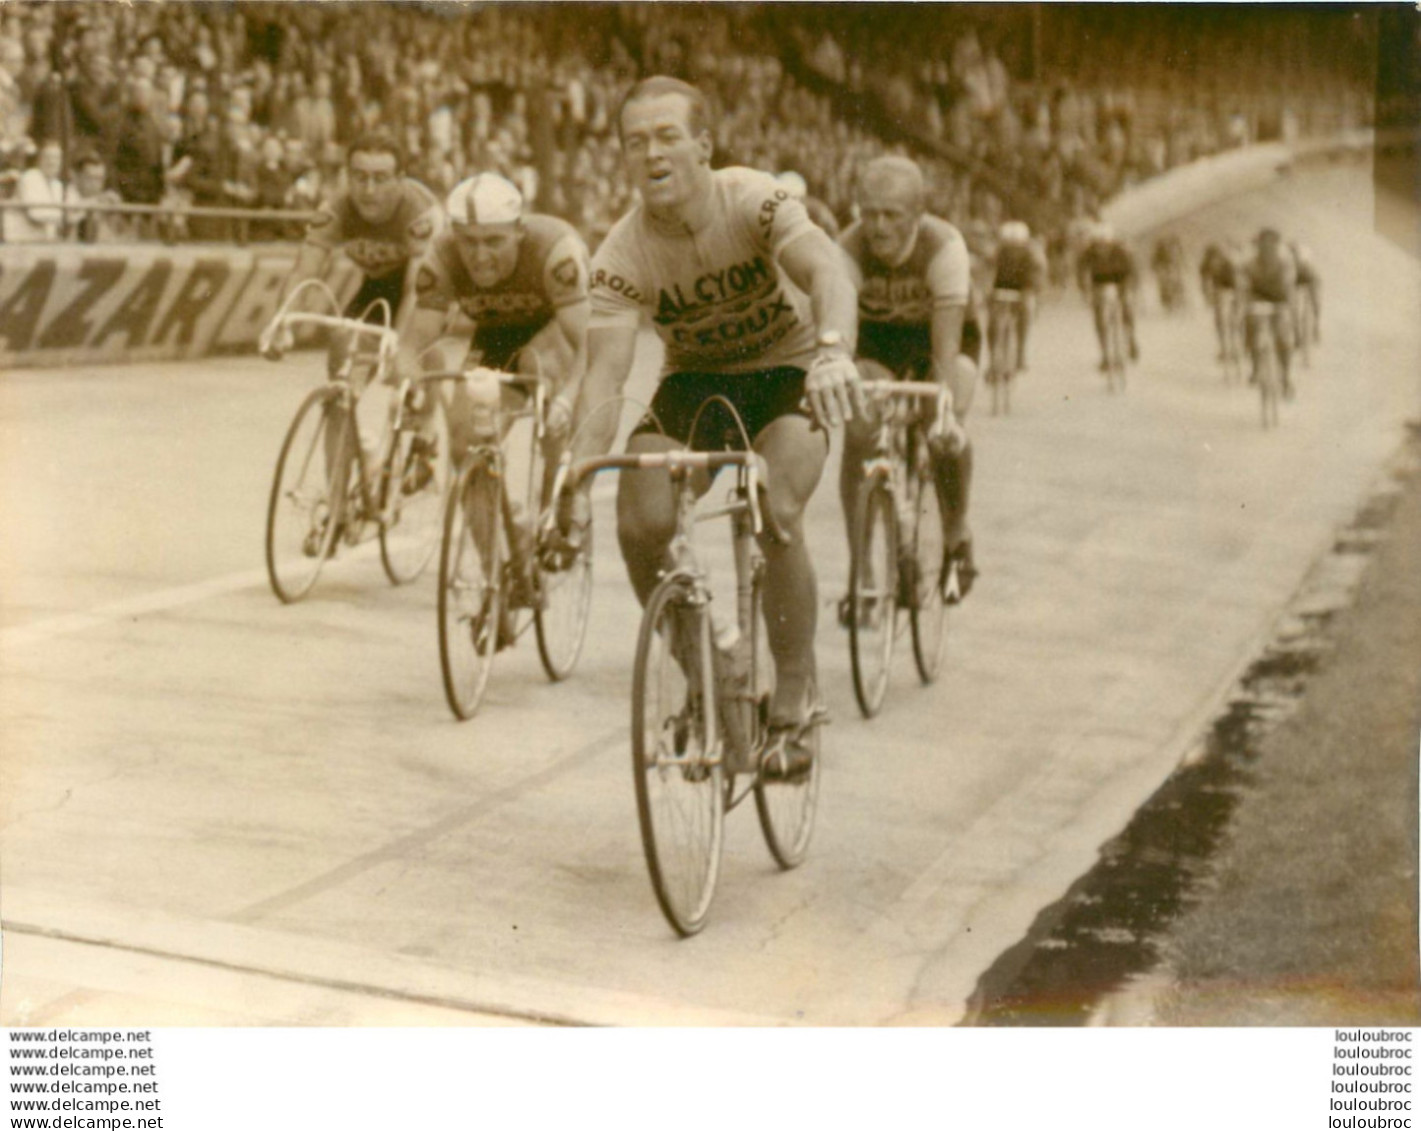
[0,0,1417,1056]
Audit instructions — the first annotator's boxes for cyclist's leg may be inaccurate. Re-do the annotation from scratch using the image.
[837,358,890,564]
[1018,292,1034,370]
[515,322,577,507]
[753,413,828,727]
[1120,286,1140,358]
[1274,304,1294,394]
[1090,286,1109,365]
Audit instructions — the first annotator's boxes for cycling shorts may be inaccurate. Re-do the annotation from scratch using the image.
[859,318,982,376]
[1090,272,1131,288]
[631,368,810,450]
[472,318,551,372]
[343,270,407,323]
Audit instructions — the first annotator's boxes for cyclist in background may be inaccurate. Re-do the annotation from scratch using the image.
[1077,220,1140,370]
[268,132,440,376]
[838,155,978,616]
[1150,233,1186,312]
[1291,240,1321,344]
[1241,227,1297,397]
[394,171,589,458]
[1199,240,1241,360]
[991,219,1041,373]
[394,172,590,630]
[561,75,861,778]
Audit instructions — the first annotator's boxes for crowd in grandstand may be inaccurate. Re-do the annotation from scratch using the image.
[0,2,1381,252]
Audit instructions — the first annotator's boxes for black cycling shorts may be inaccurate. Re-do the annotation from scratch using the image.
[631,367,811,450]
[344,270,407,323]
[859,318,982,373]
[472,319,548,372]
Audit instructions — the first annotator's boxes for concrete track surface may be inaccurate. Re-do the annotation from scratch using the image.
[1,161,1416,1027]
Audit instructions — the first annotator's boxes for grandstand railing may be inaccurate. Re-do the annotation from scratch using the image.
[0,199,320,244]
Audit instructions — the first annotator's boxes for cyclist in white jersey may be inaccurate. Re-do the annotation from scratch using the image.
[560,76,862,776]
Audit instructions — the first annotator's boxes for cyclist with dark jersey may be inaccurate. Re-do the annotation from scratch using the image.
[1291,240,1321,344]
[838,155,980,615]
[269,133,440,377]
[395,171,589,455]
[1241,227,1297,397]
[1077,221,1140,370]
[991,219,1041,372]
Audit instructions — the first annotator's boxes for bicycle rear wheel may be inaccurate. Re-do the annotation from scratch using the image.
[632,572,723,937]
[380,397,450,585]
[437,458,505,720]
[534,520,594,682]
[266,387,350,604]
[908,446,949,684]
[848,478,899,718]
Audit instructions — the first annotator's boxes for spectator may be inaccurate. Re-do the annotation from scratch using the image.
[67,148,123,241]
[113,75,166,204]
[4,138,64,241]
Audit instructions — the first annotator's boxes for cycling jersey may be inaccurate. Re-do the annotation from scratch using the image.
[1242,253,1296,304]
[1080,240,1135,285]
[992,242,1038,291]
[304,178,440,281]
[589,166,820,375]
[415,213,589,368]
[839,212,971,375]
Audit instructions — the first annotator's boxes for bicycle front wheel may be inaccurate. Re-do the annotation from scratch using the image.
[848,479,899,719]
[380,397,450,585]
[908,450,950,684]
[266,387,350,604]
[632,572,723,937]
[437,459,505,720]
[534,520,594,682]
[754,679,823,871]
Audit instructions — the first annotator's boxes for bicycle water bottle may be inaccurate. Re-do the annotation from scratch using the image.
[465,367,501,442]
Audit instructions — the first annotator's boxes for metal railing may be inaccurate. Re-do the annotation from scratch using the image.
[0,198,320,245]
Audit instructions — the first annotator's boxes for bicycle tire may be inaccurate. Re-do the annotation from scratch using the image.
[437,458,505,720]
[848,478,899,719]
[1106,298,1127,393]
[754,676,822,871]
[908,441,949,684]
[379,397,450,586]
[990,313,1014,416]
[534,518,594,682]
[632,571,724,937]
[265,387,350,604]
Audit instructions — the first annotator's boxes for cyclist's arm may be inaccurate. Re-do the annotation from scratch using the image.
[568,324,637,464]
[930,304,966,402]
[276,241,333,308]
[779,227,858,349]
[393,255,457,377]
[547,298,589,410]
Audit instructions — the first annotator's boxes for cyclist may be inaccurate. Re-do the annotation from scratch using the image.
[263,133,441,552]
[1150,233,1186,312]
[395,172,591,640]
[1241,227,1297,397]
[990,219,1041,373]
[1291,239,1321,344]
[395,171,588,461]
[837,155,979,620]
[560,75,862,778]
[1199,240,1241,360]
[267,132,440,375]
[1077,220,1140,370]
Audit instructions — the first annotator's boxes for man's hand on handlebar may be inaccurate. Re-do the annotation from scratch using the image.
[546,479,591,570]
[260,323,294,362]
[805,350,866,430]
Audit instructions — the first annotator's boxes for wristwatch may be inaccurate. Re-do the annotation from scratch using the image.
[816,330,850,356]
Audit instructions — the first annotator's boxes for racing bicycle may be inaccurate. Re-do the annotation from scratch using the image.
[845,378,955,719]
[561,436,822,936]
[987,289,1021,416]
[429,362,593,720]
[261,281,450,603]
[1248,301,1285,430]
